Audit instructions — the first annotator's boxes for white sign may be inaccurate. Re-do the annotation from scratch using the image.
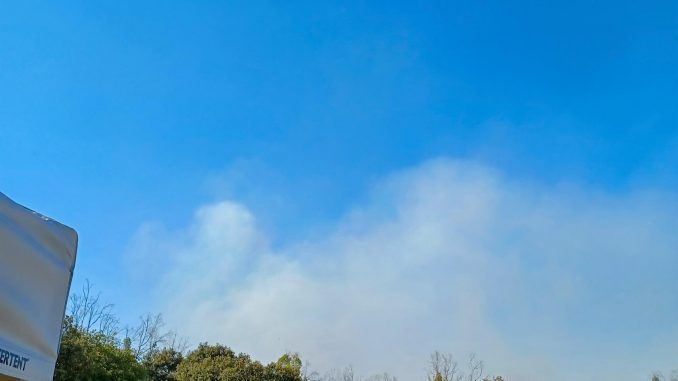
[0,193,78,381]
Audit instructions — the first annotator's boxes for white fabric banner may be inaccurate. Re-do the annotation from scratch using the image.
[0,193,78,381]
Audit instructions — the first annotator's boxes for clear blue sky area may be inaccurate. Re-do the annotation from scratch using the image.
[1,2,677,378]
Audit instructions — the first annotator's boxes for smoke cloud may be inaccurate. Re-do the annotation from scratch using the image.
[128,159,678,381]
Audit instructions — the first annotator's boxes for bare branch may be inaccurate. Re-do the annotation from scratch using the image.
[126,313,171,360]
[466,353,484,381]
[68,280,119,336]
[428,351,459,381]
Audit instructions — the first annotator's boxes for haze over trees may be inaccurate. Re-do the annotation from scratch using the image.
[60,281,678,381]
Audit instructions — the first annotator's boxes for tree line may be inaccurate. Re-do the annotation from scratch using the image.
[70,281,678,380]
[55,281,309,381]
[53,281,508,381]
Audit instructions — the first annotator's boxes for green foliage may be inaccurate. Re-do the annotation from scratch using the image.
[53,315,305,381]
[143,348,184,381]
[54,317,147,381]
[271,352,304,381]
[174,343,303,381]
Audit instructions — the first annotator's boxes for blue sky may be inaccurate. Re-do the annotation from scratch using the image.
[1,2,677,380]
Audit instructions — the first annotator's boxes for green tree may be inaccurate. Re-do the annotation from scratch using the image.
[143,348,184,381]
[175,343,303,381]
[272,353,304,381]
[54,316,147,381]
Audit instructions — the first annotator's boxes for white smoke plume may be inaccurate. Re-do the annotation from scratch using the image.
[128,159,678,381]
